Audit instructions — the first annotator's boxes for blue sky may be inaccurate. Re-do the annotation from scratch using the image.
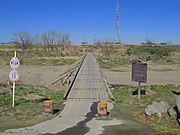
[0,0,180,44]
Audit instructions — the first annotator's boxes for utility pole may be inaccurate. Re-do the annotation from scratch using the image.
[113,0,121,44]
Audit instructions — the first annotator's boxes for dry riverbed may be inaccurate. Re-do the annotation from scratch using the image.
[0,64,179,87]
[102,64,180,86]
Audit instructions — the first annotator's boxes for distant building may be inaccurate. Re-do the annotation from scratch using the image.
[82,42,88,45]
[6,41,21,44]
[160,42,167,45]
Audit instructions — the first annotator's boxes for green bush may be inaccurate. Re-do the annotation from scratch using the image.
[127,46,175,62]
[113,57,130,65]
[98,57,130,69]
[0,90,12,106]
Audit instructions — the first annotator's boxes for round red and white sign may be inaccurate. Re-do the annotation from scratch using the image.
[10,57,20,69]
[9,70,19,83]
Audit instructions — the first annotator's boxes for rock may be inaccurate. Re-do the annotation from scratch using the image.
[168,108,177,119]
[132,89,146,95]
[174,95,180,111]
[172,90,180,111]
[145,100,169,117]
[0,107,3,113]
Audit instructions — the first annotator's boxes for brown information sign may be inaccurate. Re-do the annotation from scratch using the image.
[132,62,147,83]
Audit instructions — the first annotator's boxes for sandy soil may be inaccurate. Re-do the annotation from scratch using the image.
[0,65,69,88]
[102,64,180,87]
[0,64,179,88]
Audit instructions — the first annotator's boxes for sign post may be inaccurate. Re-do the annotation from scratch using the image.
[132,62,147,100]
[9,51,20,107]
[12,81,15,107]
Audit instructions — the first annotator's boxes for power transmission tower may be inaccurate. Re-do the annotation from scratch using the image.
[113,0,121,44]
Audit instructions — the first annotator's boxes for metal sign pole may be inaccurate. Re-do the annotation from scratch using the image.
[12,82,15,107]
[138,81,141,100]
[12,51,16,108]
[14,51,17,57]
[13,51,16,107]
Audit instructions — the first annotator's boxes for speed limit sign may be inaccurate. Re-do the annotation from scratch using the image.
[9,70,19,83]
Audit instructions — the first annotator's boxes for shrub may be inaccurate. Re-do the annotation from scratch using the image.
[127,46,175,62]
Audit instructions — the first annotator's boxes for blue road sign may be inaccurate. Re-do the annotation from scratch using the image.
[10,57,20,69]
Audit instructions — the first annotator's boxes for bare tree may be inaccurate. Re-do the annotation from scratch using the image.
[94,38,102,45]
[42,32,49,52]
[42,30,63,52]
[14,31,33,52]
[33,34,39,45]
[60,33,70,57]
[166,41,173,45]
[48,30,58,51]
[101,38,114,59]
[33,34,41,51]
[102,37,113,45]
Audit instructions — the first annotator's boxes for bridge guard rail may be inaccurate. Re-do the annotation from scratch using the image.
[63,53,87,100]
[103,78,115,101]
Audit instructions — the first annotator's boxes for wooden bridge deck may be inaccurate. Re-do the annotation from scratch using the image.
[67,53,110,101]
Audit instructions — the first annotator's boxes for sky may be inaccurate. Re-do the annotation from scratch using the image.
[0,0,180,44]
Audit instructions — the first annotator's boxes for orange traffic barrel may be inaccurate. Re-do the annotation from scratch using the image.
[43,100,54,114]
[98,102,107,118]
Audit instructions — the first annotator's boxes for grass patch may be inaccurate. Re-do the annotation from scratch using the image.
[127,46,176,62]
[21,57,76,66]
[0,45,179,67]
[0,85,64,129]
[98,57,130,69]
[0,50,77,66]
[112,84,180,134]
[0,85,64,107]
[113,57,130,65]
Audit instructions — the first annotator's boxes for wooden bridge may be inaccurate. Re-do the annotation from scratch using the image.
[63,53,113,101]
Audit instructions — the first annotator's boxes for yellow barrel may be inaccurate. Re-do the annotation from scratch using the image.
[98,102,107,118]
[43,100,54,114]
[98,102,107,108]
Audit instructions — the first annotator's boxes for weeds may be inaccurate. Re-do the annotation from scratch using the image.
[127,46,176,62]
[112,84,180,134]
[98,57,130,69]
[0,85,64,128]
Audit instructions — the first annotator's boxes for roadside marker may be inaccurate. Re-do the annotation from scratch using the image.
[9,69,19,83]
[10,57,20,69]
[9,51,20,107]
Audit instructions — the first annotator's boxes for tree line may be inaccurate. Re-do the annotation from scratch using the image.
[13,30,70,56]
